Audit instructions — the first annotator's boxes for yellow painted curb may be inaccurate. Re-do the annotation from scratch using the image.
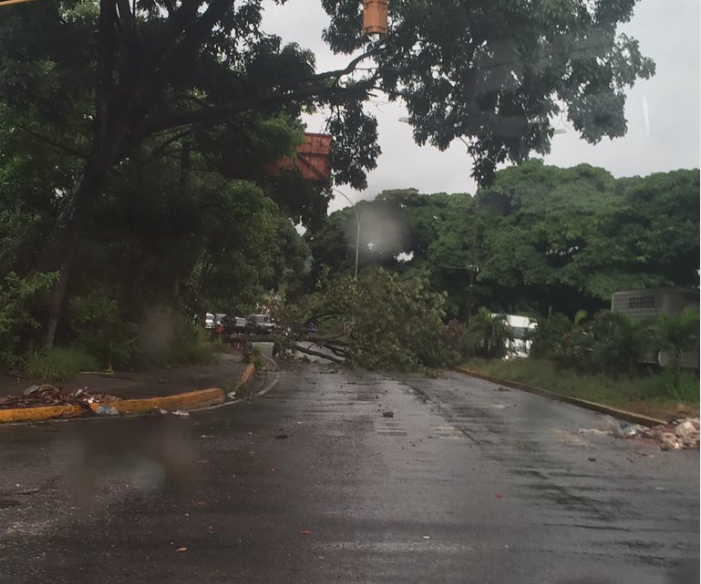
[0,404,85,423]
[239,363,255,387]
[0,388,225,423]
[92,387,226,414]
[454,367,667,427]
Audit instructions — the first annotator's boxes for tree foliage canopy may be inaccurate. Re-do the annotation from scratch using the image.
[310,162,700,318]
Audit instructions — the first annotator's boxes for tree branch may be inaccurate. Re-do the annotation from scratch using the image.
[294,344,344,364]
[14,123,88,159]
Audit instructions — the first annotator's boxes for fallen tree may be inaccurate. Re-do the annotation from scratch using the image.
[272,268,455,371]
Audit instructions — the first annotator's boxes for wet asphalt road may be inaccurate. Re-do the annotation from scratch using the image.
[0,364,698,584]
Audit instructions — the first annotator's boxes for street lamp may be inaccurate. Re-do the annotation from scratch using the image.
[333,189,361,280]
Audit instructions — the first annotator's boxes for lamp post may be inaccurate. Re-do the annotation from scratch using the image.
[466,264,480,323]
[333,189,361,280]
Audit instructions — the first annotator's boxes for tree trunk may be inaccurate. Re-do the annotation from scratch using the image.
[42,166,109,348]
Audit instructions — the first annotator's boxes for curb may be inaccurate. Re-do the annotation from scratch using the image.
[227,362,255,399]
[0,404,86,423]
[0,387,226,424]
[94,387,225,415]
[453,367,667,427]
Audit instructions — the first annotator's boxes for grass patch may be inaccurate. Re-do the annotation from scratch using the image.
[25,347,100,382]
[462,358,699,419]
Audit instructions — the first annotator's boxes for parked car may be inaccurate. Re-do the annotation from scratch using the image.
[246,314,275,335]
[222,316,247,334]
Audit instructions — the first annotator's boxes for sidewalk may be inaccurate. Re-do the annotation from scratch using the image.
[0,352,247,401]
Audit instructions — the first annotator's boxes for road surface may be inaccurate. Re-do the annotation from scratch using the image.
[0,364,698,583]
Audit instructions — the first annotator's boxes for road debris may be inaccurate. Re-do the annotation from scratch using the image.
[94,405,120,416]
[579,416,700,451]
[299,530,312,536]
[382,411,394,418]
[175,547,188,553]
[0,385,122,411]
[577,428,610,436]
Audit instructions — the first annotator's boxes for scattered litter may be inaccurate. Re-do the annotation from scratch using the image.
[638,418,699,451]
[157,378,166,384]
[299,530,312,536]
[194,501,206,507]
[94,405,120,416]
[495,493,503,499]
[175,547,187,553]
[22,385,41,396]
[578,428,611,436]
[382,411,394,418]
[617,422,646,438]
[587,457,596,462]
[171,410,190,417]
[275,433,288,440]
[208,526,215,532]
[495,387,510,392]
[581,417,700,451]
[422,535,430,539]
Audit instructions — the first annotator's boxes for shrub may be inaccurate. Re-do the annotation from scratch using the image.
[529,310,586,360]
[169,324,217,365]
[648,306,700,390]
[67,292,139,369]
[25,347,100,382]
[0,271,57,369]
[587,311,646,377]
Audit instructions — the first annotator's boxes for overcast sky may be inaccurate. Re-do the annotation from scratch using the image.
[262,0,700,213]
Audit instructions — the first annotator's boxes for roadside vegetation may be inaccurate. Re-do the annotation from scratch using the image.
[462,359,699,420]
[462,307,700,418]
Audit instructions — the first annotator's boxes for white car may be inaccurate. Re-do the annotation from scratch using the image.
[504,314,537,358]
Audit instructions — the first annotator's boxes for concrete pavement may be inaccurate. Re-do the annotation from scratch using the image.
[0,364,697,583]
